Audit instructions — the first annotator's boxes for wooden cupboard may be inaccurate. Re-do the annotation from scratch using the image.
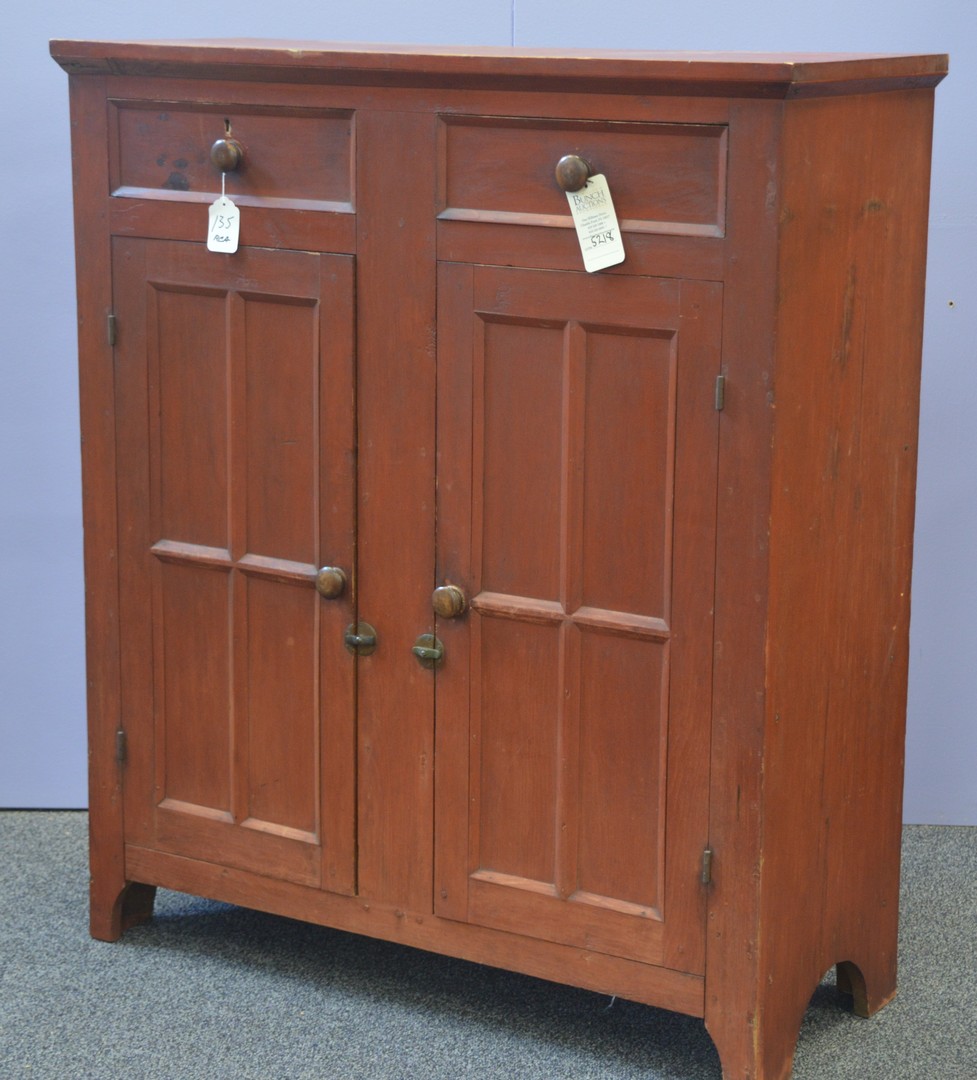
[51,40,947,1079]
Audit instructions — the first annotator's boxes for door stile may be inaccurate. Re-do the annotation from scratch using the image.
[468,277,487,613]
[466,608,484,894]
[433,262,475,923]
[554,617,581,902]
[660,280,723,974]
[318,255,358,896]
[466,270,488,901]
[145,267,168,824]
[554,321,586,903]
[560,322,587,617]
[118,239,156,848]
[228,287,249,834]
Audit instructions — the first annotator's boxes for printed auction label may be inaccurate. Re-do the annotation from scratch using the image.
[565,174,625,272]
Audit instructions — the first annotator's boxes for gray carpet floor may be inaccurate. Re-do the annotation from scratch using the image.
[0,813,974,1078]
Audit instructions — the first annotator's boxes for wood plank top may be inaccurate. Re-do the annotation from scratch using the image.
[49,40,947,98]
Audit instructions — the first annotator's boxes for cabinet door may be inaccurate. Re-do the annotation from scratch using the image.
[435,264,720,972]
[113,238,357,894]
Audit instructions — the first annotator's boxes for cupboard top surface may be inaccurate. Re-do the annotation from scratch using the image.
[48,39,947,98]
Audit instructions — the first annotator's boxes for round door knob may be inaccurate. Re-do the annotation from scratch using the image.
[211,137,244,172]
[432,584,467,619]
[554,154,591,193]
[315,566,347,599]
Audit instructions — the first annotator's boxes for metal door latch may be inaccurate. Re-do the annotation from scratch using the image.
[411,634,444,669]
[344,622,377,656]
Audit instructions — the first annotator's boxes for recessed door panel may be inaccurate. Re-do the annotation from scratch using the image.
[576,626,666,911]
[157,560,232,815]
[243,573,318,838]
[114,238,356,893]
[243,294,318,564]
[580,326,675,617]
[475,615,561,885]
[435,264,720,971]
[479,320,565,601]
[153,287,229,549]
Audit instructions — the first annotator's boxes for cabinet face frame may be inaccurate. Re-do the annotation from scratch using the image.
[54,42,945,1080]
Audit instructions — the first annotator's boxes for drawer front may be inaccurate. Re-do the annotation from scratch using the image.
[439,115,727,237]
[111,101,353,210]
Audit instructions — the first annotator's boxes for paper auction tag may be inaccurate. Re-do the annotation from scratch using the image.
[565,174,625,273]
[207,195,240,254]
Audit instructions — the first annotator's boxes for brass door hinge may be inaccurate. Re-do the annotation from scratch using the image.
[115,728,127,765]
[701,846,714,885]
[107,312,117,347]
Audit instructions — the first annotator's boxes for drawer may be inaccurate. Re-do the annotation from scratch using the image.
[110,101,353,210]
[438,115,727,238]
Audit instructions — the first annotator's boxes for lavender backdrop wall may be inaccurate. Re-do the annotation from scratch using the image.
[1,1,973,822]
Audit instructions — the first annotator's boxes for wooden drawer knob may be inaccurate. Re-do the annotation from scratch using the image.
[432,584,467,618]
[211,138,244,172]
[555,154,591,192]
[315,566,347,599]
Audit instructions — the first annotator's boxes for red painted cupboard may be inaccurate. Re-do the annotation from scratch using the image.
[51,40,947,1078]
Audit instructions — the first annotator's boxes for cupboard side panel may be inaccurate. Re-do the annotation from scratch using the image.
[68,74,145,941]
[759,87,938,1069]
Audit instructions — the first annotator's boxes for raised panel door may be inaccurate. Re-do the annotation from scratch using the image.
[434,264,721,972]
[113,238,358,894]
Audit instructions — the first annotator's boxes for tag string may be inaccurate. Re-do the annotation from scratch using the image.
[221,171,226,199]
